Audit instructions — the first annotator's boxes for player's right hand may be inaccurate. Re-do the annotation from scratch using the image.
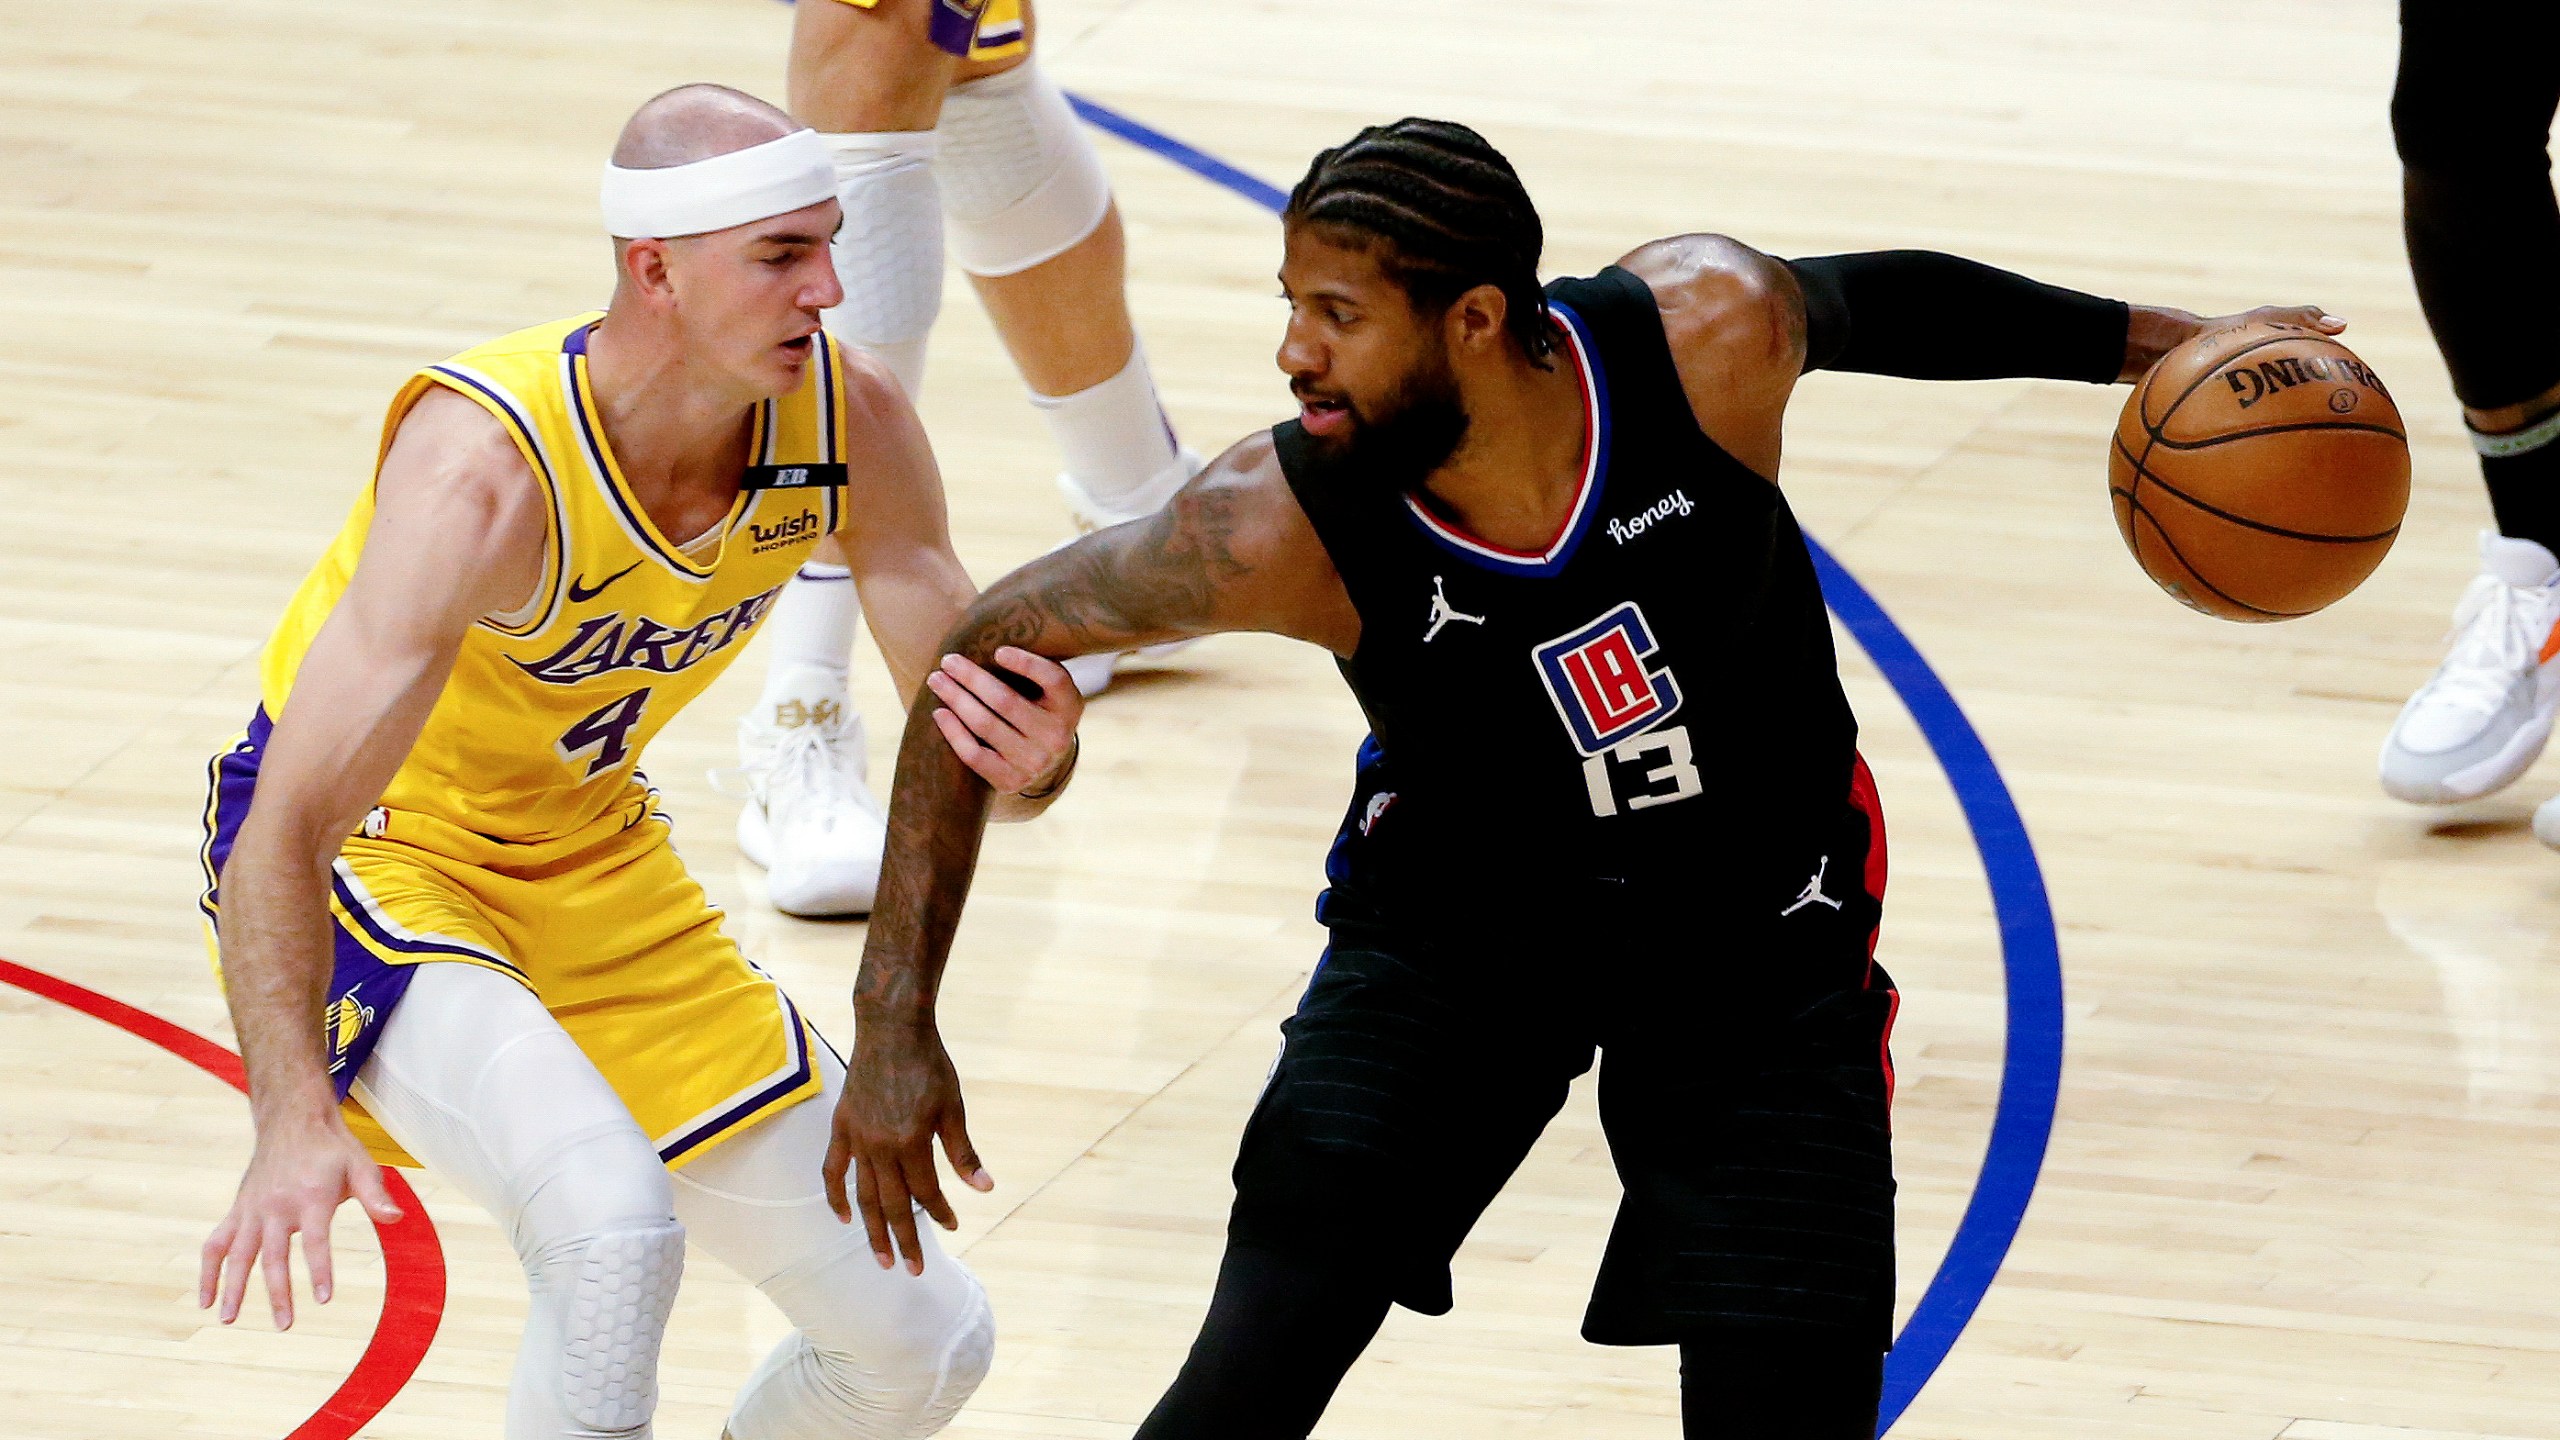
[824,1019,990,1274]
[199,1102,404,1330]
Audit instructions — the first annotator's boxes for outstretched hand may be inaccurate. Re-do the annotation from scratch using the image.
[199,1105,404,1330]
[924,645,1082,797]
[823,1019,990,1274]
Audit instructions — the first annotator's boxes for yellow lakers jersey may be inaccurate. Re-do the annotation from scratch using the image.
[258,314,849,844]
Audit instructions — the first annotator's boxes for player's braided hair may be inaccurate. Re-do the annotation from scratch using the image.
[1286,118,1554,365]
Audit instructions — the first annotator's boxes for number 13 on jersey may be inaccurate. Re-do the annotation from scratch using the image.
[1581,725,1703,815]
[1535,603,1701,816]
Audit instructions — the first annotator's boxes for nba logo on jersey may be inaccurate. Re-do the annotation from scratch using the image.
[1533,602,1683,754]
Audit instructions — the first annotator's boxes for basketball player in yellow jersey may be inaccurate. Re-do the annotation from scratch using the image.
[732,0,1200,918]
[195,85,1078,1440]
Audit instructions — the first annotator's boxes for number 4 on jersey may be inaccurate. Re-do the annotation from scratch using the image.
[558,689,650,778]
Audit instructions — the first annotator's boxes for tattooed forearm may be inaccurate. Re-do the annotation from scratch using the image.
[954,482,1258,664]
[852,668,994,1026]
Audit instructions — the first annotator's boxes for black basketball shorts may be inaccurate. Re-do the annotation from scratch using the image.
[1228,777,1900,1349]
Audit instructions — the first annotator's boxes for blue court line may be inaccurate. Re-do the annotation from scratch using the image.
[1805,549,2065,1429]
[1067,96,1291,213]
[1063,94,2068,1431]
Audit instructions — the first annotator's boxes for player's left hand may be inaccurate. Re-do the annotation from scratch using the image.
[924,645,1082,796]
[824,1018,988,1275]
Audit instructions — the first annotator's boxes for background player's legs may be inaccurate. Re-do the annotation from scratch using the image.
[743,0,1190,918]
[351,963,686,1440]
[943,56,1191,512]
[677,1044,993,1440]
[730,0,964,920]
[1675,1335,1884,1439]
[945,50,1195,696]
[1129,1245,1390,1440]
[2377,5,2560,807]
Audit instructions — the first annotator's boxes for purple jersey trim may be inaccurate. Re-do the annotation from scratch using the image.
[927,0,990,55]
[656,992,816,1163]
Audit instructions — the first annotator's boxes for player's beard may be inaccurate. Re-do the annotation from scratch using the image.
[1303,353,1470,485]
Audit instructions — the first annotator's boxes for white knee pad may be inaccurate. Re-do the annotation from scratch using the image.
[820,130,944,399]
[544,1220,687,1432]
[936,61,1113,277]
[511,1116,685,1437]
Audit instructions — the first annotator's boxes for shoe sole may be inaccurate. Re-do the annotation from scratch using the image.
[2382,710,2557,804]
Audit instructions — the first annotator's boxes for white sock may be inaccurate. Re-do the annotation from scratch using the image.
[758,564,858,713]
[1030,344,1182,521]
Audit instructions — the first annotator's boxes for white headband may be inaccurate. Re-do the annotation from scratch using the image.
[600,128,836,240]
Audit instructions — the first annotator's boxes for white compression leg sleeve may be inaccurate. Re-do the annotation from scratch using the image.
[820,130,944,401]
[352,963,684,1440]
[677,1045,994,1440]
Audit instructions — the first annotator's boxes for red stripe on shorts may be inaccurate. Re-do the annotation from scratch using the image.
[1846,752,1895,1106]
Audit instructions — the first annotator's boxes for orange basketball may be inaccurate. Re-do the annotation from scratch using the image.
[2108,321,2409,621]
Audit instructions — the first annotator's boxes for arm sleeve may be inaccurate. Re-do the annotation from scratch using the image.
[1785,250,2131,384]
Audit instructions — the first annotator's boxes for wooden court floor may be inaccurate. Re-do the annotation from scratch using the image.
[4,0,2557,1435]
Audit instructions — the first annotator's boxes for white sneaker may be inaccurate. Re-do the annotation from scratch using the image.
[2380,532,2560,805]
[725,665,886,917]
[1054,449,1204,697]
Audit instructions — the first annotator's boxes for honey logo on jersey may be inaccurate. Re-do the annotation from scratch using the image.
[511,583,785,685]
[1532,601,1683,755]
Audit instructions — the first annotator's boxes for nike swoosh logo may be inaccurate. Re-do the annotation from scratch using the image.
[566,561,642,604]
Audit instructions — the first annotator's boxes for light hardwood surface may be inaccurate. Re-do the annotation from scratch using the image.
[5,1,2557,1436]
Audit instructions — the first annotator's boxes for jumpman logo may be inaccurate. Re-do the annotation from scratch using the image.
[1781,855,1844,916]
[1424,576,1486,642]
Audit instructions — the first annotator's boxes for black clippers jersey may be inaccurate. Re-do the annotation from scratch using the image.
[1278,267,1860,916]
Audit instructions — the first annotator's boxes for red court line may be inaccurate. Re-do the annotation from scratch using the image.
[0,956,446,1440]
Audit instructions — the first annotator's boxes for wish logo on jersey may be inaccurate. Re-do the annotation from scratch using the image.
[511,583,785,686]
[1533,601,1684,754]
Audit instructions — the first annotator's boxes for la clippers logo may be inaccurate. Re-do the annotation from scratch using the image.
[1532,602,1682,755]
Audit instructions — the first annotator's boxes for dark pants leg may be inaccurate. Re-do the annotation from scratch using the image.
[1679,1333,1886,1439]
[2393,2,2560,413]
[1154,911,1589,1437]
[1130,1246,1392,1440]
[1134,1245,1888,1440]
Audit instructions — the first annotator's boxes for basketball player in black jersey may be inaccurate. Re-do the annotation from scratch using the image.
[821,120,2341,1436]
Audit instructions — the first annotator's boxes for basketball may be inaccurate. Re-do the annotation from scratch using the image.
[2108,321,2410,621]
